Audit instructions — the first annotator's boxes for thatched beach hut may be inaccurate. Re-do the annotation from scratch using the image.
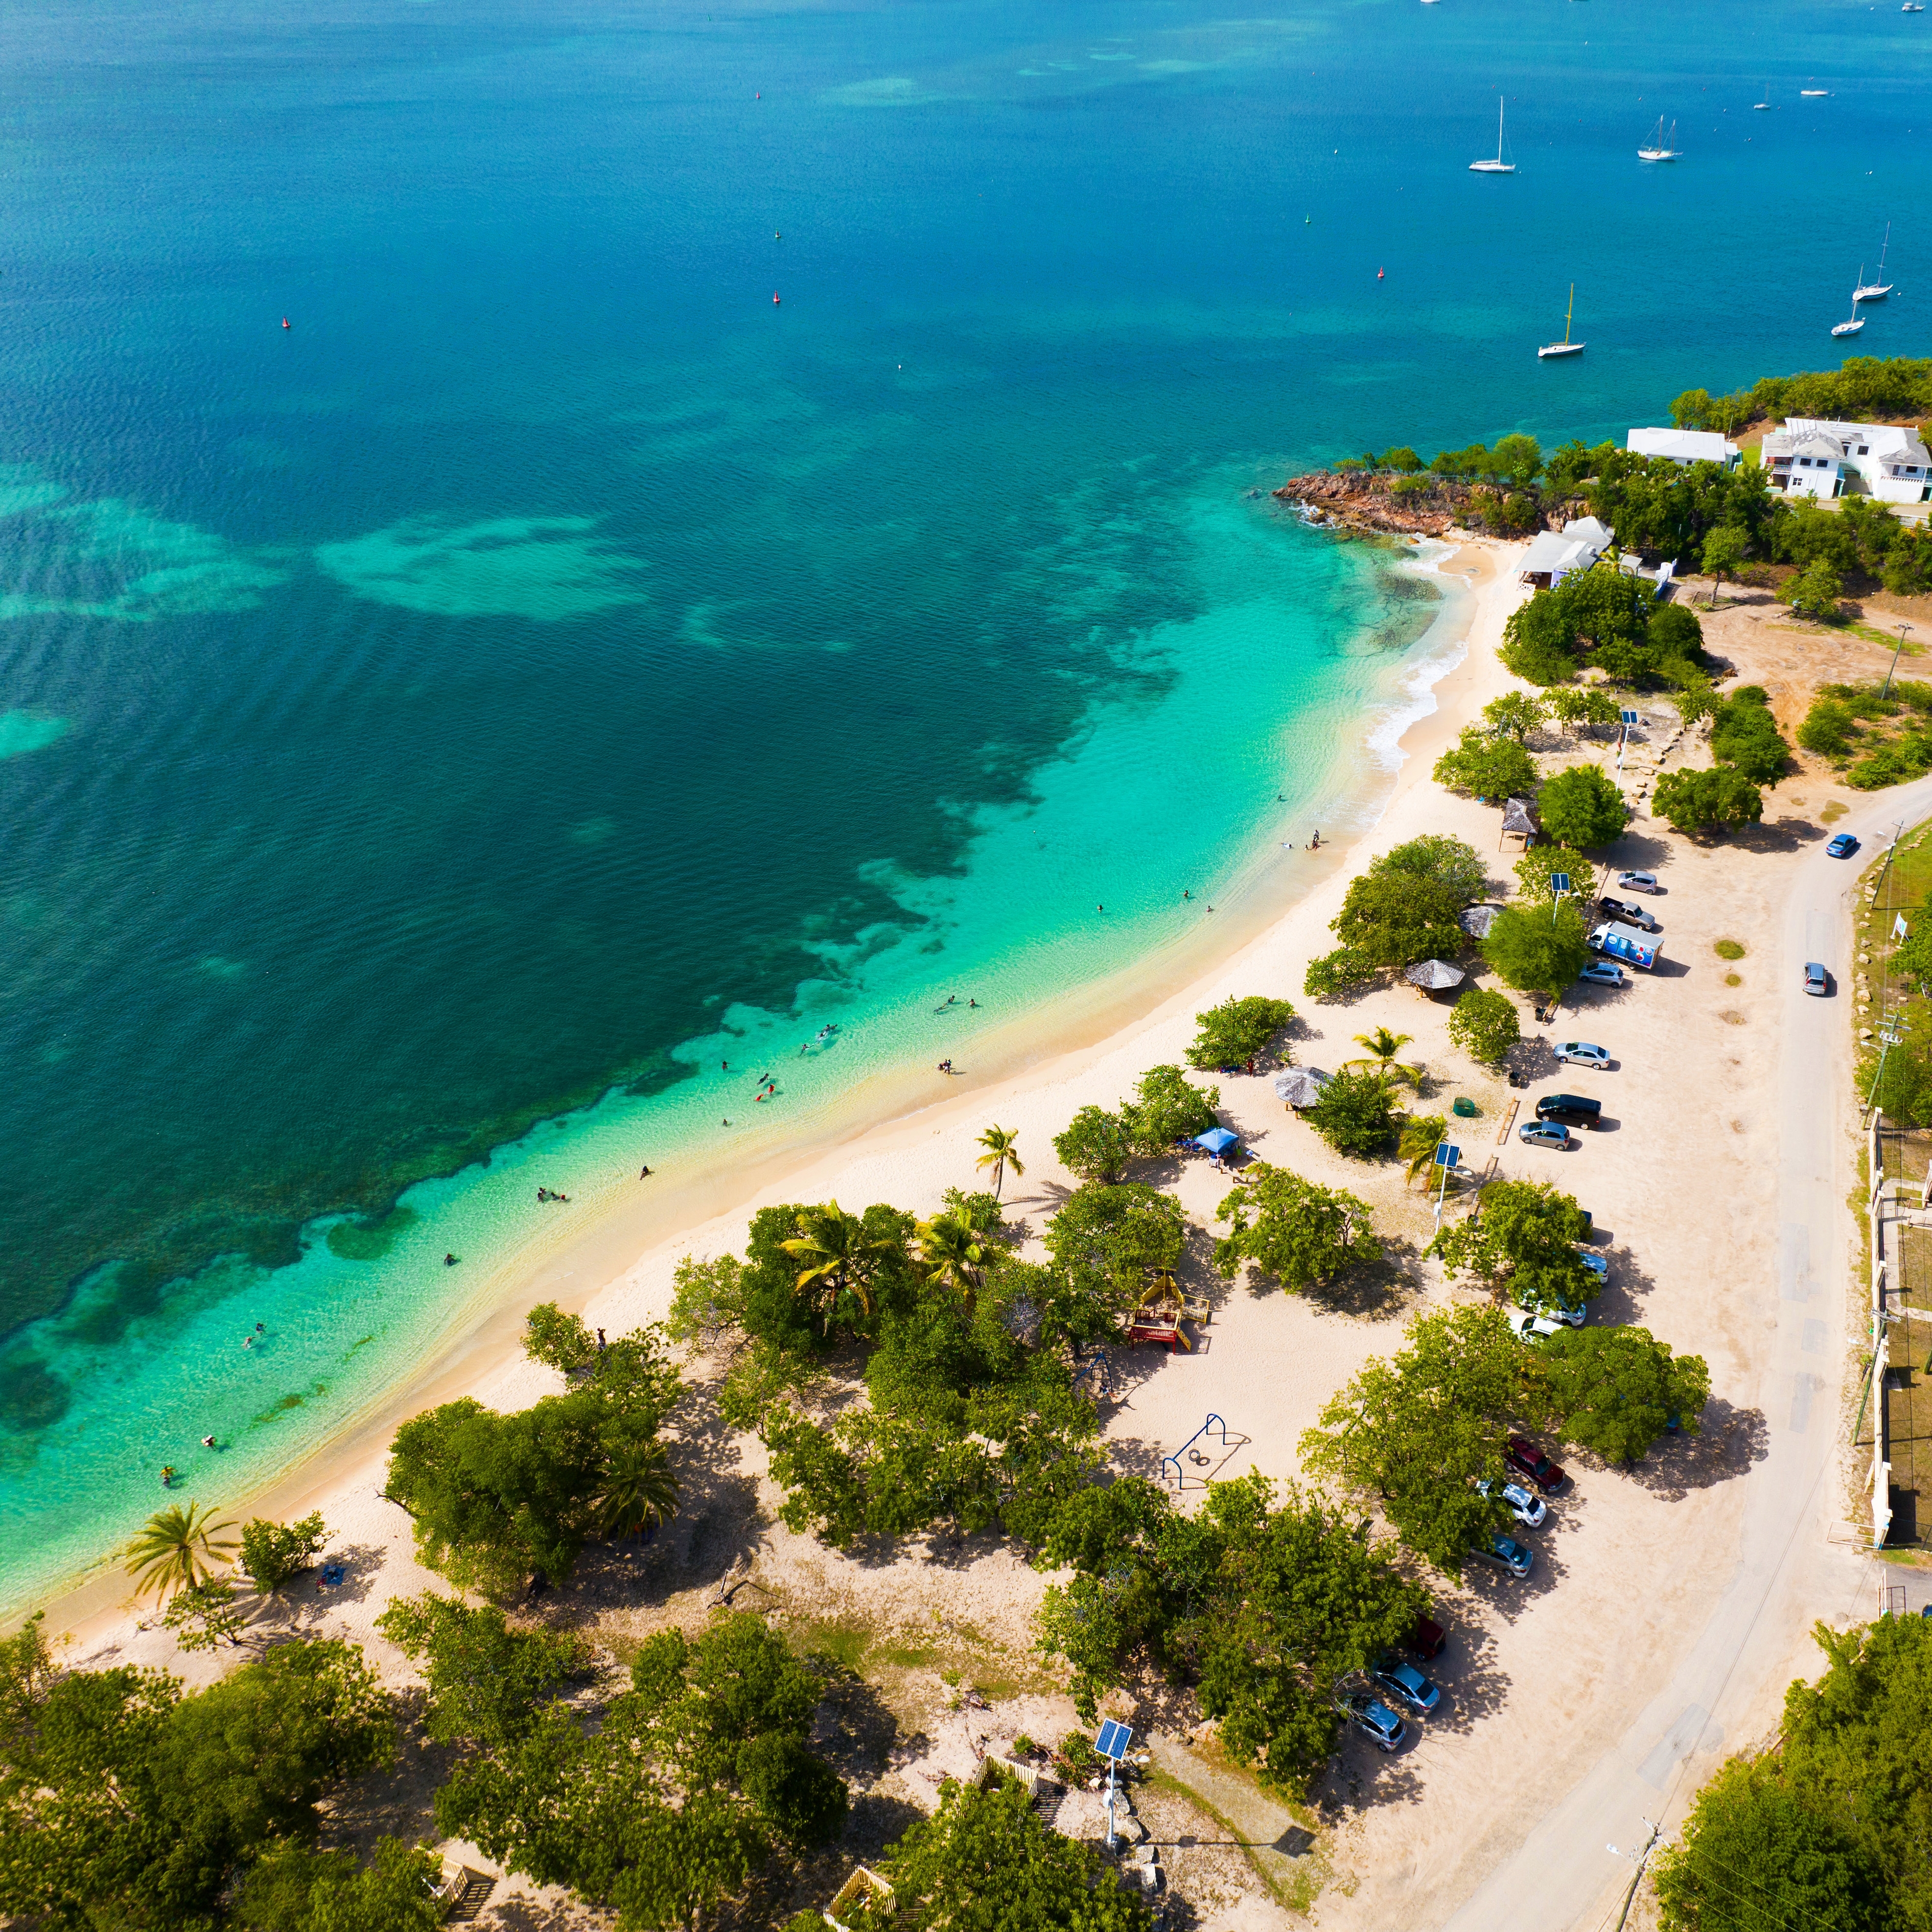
[1459,903,1502,939]
[1500,796,1540,851]
[1405,958,1466,1000]
[1274,1067,1331,1111]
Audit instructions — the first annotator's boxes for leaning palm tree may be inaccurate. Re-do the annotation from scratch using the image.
[914,1210,986,1315]
[1346,1025,1421,1091]
[974,1125,1024,1200]
[124,1501,237,1603]
[1398,1114,1449,1189]
[596,1437,680,1540]
[780,1201,895,1322]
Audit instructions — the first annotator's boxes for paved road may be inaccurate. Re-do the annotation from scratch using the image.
[1444,775,1932,1932]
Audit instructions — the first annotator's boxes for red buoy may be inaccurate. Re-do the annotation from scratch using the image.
[281,316,290,328]
[772,292,781,304]
[1377,268,1384,279]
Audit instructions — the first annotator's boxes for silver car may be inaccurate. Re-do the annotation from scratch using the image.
[1616,870,1662,894]
[1554,1041,1610,1069]
[1478,1477,1548,1530]
[1804,962,1829,997]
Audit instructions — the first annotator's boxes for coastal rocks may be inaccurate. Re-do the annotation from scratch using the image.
[1273,470,1459,538]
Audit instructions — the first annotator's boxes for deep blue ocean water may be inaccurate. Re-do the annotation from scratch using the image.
[1,0,1926,1607]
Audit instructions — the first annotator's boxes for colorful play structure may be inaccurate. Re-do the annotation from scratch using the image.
[1124,1269,1212,1351]
[1162,1411,1235,1490]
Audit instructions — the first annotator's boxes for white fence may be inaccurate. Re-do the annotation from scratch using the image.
[1871,1116,1893,1551]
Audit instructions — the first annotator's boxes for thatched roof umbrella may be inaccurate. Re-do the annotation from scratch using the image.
[1274,1068,1331,1110]
[1405,958,1466,999]
[1500,796,1540,850]
[1459,903,1502,939]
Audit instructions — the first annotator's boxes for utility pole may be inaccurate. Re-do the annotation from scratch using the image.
[1606,1818,1663,1932]
[1881,622,1915,702]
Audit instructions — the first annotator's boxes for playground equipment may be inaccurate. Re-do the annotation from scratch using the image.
[1162,1412,1236,1490]
[1071,1353,1115,1399]
[1125,1272,1211,1351]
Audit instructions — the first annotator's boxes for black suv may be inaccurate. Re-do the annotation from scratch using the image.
[1535,1093,1602,1130]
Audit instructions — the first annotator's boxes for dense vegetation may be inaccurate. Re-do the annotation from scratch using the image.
[1186,994,1297,1070]
[1654,1613,1932,1932]
[1800,677,1932,790]
[1031,1473,1427,1795]
[1671,353,1932,435]
[1305,834,1488,1001]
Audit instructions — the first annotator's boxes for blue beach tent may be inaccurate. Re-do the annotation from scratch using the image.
[1193,1127,1239,1155]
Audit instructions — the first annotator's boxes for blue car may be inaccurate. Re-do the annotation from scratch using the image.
[1575,1247,1608,1280]
[1518,1122,1570,1150]
[1475,1534,1535,1579]
[1827,833,1860,858]
[1337,1691,1408,1751]
[1370,1653,1443,1716]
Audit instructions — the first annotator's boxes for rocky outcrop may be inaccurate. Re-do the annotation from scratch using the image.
[1274,469,1563,540]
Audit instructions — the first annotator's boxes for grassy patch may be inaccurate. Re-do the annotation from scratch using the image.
[1714,939,1746,960]
[791,1619,872,1673]
[1821,800,1849,823]
[1143,1765,1327,1917]
[870,1644,940,1670]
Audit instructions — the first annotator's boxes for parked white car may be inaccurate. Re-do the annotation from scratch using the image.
[1615,870,1662,894]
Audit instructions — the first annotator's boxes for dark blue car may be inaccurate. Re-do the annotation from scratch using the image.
[1827,833,1859,858]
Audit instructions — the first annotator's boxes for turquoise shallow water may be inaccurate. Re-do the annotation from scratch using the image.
[1,0,1927,1608]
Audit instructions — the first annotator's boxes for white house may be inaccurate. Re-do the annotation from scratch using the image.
[1626,426,1742,468]
[1760,418,1932,503]
[1517,515,1614,589]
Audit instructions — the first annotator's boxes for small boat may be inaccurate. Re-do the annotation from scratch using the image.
[1907,6,1926,14]
[1469,95,1516,173]
[1538,284,1586,358]
[1800,88,1830,96]
[1855,224,1894,301]
[1752,85,1770,109]
[1638,116,1681,161]
[1832,271,1866,337]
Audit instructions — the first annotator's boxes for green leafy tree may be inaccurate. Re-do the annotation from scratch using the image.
[1545,685,1622,736]
[162,1579,248,1653]
[665,1253,747,1349]
[235,1836,445,1932]
[1433,727,1540,799]
[1783,557,1843,621]
[1330,870,1466,970]
[1121,1063,1220,1157]
[1446,986,1521,1067]
[1212,1168,1380,1289]
[1652,765,1764,836]
[1041,1183,1187,1345]
[1303,944,1379,1001]
[434,1613,847,1932]
[1536,761,1630,849]
[1499,594,1582,685]
[913,1210,987,1313]
[869,1771,1155,1932]
[1482,691,1548,741]
[239,1513,326,1592]
[1513,841,1592,903]
[1481,899,1592,998]
[1701,523,1748,605]
[1654,1612,1932,1932]
[1710,686,1790,784]
[596,1435,681,1539]
[1671,678,1719,729]
[1372,833,1489,903]
[1186,994,1297,1069]
[1298,1305,1519,1577]
[1303,1068,1401,1160]
[124,1501,237,1603]
[1528,1325,1709,1461]
[1380,445,1423,473]
[0,1638,395,1932]
[1426,1178,1595,1315]
[524,1302,598,1375]
[973,1123,1024,1198]
[1052,1104,1133,1184]
[376,1591,596,1749]
[779,1201,905,1327]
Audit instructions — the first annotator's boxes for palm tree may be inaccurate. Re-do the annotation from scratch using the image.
[1398,1114,1449,1188]
[596,1437,680,1540]
[914,1211,986,1314]
[779,1202,896,1322]
[1346,1025,1421,1091]
[125,1501,237,1603]
[974,1125,1024,1200]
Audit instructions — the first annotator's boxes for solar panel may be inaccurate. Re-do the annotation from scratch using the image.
[1095,1720,1134,1761]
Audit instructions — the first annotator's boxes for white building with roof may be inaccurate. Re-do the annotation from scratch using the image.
[1760,419,1932,503]
[1626,426,1742,467]
[1517,515,1614,589]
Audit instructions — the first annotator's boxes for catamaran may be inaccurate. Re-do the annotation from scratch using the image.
[1854,225,1894,302]
[1469,96,1515,173]
[1538,285,1585,359]
[1832,272,1866,337]
[1637,116,1681,161]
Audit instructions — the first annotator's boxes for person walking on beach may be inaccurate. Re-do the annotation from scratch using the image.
[639,1165,652,1179]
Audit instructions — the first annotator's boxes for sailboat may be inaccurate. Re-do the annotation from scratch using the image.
[1832,271,1866,338]
[1637,116,1681,161]
[1752,88,1770,110]
[1538,285,1586,359]
[1469,96,1516,173]
[1855,225,1894,301]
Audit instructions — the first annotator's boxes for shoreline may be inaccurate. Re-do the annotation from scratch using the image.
[34,533,1523,1649]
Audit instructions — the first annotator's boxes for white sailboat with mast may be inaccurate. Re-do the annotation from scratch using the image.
[1538,285,1585,359]
[1637,116,1681,160]
[1855,225,1894,302]
[1469,96,1516,173]
[1832,270,1866,337]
